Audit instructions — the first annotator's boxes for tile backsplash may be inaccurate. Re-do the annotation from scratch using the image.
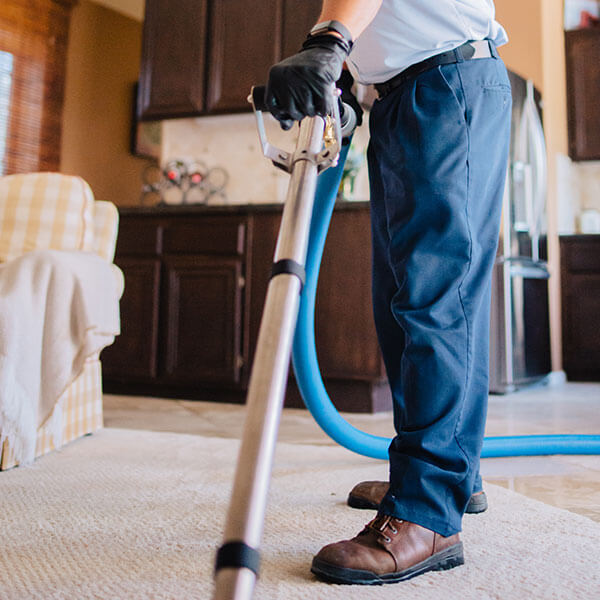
[160,112,370,206]
[556,153,600,233]
[161,113,600,233]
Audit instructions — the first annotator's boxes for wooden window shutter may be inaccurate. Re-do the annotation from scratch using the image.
[0,0,76,175]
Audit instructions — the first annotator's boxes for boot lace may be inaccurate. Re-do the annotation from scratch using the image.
[364,514,401,544]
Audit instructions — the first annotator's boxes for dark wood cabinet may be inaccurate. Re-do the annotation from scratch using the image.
[138,0,321,120]
[102,212,249,391]
[560,235,600,380]
[316,212,382,379]
[102,204,390,413]
[102,257,161,380]
[162,256,244,384]
[281,0,322,59]
[101,215,163,381]
[205,0,281,113]
[247,204,390,411]
[138,0,208,120]
[565,29,600,161]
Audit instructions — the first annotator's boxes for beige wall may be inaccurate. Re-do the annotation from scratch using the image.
[496,0,568,371]
[61,0,146,207]
[496,0,545,87]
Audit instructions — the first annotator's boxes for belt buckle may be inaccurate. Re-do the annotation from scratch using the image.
[468,40,492,59]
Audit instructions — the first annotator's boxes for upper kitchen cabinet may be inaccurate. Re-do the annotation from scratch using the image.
[138,0,321,120]
[138,0,208,121]
[205,0,280,113]
[565,28,600,161]
[281,0,322,59]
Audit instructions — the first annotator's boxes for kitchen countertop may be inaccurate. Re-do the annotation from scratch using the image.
[118,200,370,217]
[559,233,600,239]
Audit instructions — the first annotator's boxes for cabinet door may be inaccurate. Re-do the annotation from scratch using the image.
[101,258,161,381]
[162,256,244,384]
[249,208,385,380]
[281,0,322,59]
[565,29,600,161]
[562,273,600,380]
[138,0,208,120]
[205,0,280,113]
[560,237,600,380]
[316,210,384,379]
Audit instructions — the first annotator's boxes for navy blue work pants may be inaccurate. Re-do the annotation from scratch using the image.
[367,54,512,536]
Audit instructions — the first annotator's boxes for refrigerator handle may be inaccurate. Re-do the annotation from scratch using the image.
[523,80,547,262]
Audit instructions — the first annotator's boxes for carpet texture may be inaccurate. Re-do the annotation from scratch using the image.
[1,428,599,599]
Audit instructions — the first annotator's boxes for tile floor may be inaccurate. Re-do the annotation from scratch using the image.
[104,380,600,522]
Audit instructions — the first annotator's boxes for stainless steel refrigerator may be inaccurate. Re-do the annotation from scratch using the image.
[489,70,552,393]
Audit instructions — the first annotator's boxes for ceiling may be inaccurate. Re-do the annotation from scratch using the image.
[89,0,145,21]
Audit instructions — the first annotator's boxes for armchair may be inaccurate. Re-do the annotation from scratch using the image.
[0,172,123,469]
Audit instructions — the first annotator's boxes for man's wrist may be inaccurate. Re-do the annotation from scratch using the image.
[308,20,353,49]
[301,32,352,57]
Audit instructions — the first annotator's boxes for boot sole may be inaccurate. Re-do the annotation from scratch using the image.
[466,492,488,514]
[347,491,488,514]
[311,542,464,585]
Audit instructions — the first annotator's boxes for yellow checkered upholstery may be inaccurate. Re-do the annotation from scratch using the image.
[0,172,96,263]
[92,201,119,263]
[1,359,103,470]
[0,173,120,470]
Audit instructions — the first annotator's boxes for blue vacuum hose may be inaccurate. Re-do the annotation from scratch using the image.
[291,142,600,460]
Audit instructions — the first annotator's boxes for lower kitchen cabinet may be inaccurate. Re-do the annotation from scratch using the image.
[102,203,390,413]
[102,210,248,394]
[560,235,600,381]
[162,255,244,384]
[103,257,161,380]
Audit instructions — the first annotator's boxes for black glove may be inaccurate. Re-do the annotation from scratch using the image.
[266,34,351,130]
[337,69,363,129]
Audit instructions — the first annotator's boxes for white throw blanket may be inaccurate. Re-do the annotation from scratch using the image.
[0,250,121,465]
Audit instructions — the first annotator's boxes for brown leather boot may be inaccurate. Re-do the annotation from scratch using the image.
[347,481,488,514]
[311,514,464,584]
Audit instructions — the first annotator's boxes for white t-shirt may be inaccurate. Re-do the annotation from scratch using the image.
[346,0,508,84]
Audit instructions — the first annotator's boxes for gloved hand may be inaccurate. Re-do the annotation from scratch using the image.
[337,69,363,129]
[266,34,351,130]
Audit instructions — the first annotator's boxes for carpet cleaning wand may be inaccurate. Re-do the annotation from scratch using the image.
[212,87,356,600]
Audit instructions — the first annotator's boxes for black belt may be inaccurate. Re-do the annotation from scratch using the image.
[374,39,497,99]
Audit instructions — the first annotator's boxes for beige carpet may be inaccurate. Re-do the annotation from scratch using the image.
[1,428,599,599]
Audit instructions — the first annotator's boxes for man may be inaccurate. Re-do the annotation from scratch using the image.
[266,0,512,585]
